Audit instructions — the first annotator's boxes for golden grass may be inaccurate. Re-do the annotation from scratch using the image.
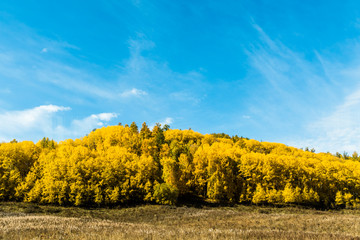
[1,203,360,239]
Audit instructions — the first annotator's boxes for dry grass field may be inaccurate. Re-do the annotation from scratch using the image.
[1,202,360,239]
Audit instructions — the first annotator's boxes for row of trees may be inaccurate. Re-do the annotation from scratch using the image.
[1,123,360,208]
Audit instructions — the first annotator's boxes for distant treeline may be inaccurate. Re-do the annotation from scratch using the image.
[1,122,360,208]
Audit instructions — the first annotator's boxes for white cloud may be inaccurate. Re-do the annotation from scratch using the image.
[70,112,118,136]
[161,117,173,125]
[41,48,48,53]
[0,105,70,142]
[0,105,118,142]
[96,113,118,121]
[150,117,174,130]
[119,88,147,98]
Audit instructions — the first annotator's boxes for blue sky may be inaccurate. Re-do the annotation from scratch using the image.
[1,0,360,153]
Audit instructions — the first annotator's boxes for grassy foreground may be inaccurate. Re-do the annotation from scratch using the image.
[1,202,360,239]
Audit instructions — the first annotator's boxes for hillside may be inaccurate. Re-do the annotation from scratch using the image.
[1,122,359,208]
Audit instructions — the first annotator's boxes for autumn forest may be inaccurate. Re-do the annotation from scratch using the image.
[1,122,360,209]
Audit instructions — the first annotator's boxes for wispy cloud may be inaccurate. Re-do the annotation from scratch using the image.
[118,37,207,103]
[0,15,207,140]
[244,24,329,135]
[0,17,206,110]
[247,24,332,111]
[34,62,118,100]
[289,39,360,153]
[170,91,202,105]
[0,21,119,102]
[297,82,360,153]
[250,26,360,153]
[245,22,360,152]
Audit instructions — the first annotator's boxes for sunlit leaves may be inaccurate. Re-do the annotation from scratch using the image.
[1,124,360,208]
